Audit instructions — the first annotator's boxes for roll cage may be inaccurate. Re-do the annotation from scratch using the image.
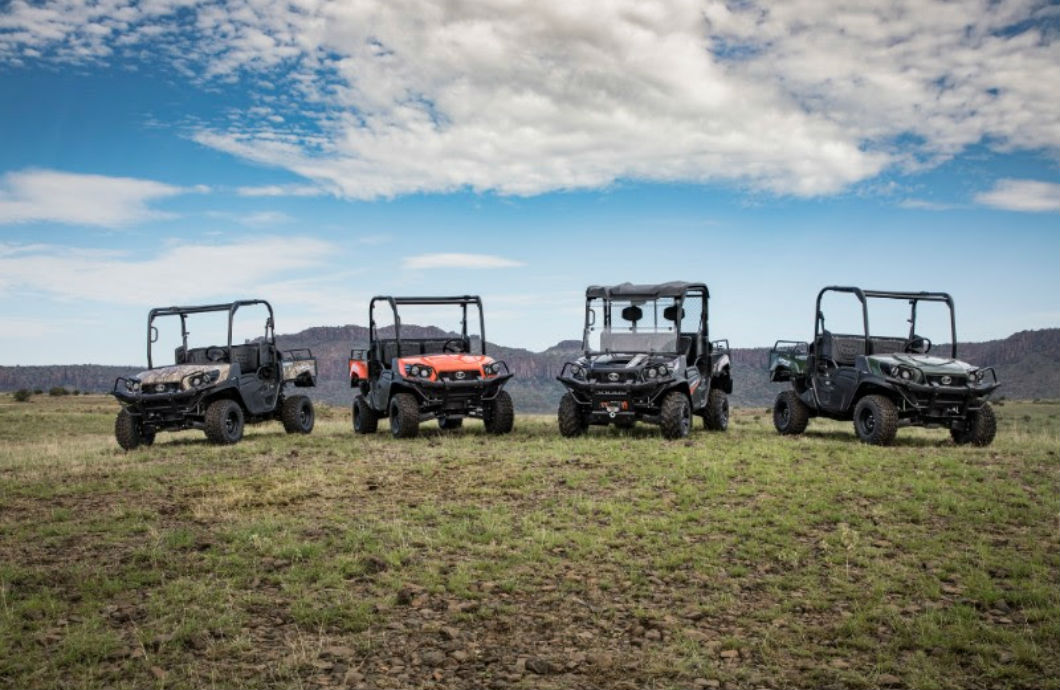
[814,287,958,359]
[368,295,488,357]
[147,300,275,369]
[582,282,710,356]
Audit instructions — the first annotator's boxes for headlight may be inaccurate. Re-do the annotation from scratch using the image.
[893,366,922,382]
[190,376,203,387]
[125,379,141,392]
[645,364,669,379]
[569,364,584,379]
[405,364,434,379]
[970,370,984,384]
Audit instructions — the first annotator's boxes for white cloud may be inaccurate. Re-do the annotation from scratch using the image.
[403,253,524,270]
[239,210,294,226]
[899,199,958,211]
[236,184,326,197]
[0,236,336,306]
[974,178,1060,212]
[0,169,192,227]
[2,1,1058,198]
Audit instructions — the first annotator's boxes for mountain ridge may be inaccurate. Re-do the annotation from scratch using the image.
[3,328,1056,412]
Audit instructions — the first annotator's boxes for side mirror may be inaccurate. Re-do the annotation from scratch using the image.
[150,326,159,343]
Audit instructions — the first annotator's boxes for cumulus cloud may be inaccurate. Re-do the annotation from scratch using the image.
[0,236,335,305]
[403,253,524,270]
[0,169,192,227]
[974,178,1060,212]
[2,1,1058,198]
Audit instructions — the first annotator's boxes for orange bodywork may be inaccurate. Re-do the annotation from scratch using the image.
[349,353,499,383]
[396,354,496,382]
[349,358,369,382]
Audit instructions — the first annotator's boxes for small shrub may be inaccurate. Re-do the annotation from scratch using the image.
[33,388,43,395]
[12,389,33,403]
[48,387,69,397]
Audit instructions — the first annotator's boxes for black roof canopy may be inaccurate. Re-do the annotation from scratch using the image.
[585,281,708,299]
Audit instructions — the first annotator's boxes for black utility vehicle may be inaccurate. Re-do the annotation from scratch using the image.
[556,282,733,439]
[769,287,999,446]
[112,300,317,449]
[349,296,515,438]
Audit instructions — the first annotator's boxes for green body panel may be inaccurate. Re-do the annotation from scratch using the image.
[866,353,975,377]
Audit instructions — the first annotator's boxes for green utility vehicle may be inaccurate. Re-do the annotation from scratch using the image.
[769,287,999,446]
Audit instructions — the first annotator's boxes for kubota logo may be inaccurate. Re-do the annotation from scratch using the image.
[455,371,466,380]
[940,375,952,385]
[608,372,620,382]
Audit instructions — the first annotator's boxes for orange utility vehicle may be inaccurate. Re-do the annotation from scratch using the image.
[349,295,515,438]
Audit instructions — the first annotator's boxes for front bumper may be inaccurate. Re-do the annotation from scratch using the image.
[893,368,1000,420]
[112,377,206,428]
[556,373,671,422]
[405,373,513,411]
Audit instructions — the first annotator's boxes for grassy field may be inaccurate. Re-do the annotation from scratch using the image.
[0,395,1057,689]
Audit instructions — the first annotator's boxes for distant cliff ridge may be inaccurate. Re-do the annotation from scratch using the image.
[3,328,1057,412]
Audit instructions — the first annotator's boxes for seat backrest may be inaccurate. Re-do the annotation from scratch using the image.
[677,335,695,364]
[230,345,259,374]
[868,336,906,355]
[379,340,400,366]
[831,335,866,366]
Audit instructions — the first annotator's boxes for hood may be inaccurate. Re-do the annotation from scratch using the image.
[581,352,677,369]
[398,354,494,372]
[135,363,232,386]
[869,353,975,375]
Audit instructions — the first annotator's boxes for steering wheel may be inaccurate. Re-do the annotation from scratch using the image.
[206,346,226,362]
[442,338,464,354]
[904,336,931,354]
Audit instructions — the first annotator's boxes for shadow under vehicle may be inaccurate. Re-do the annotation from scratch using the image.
[112,300,317,449]
[556,281,733,439]
[349,295,514,438]
[769,287,999,446]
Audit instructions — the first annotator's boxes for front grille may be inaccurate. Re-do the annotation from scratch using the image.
[928,375,966,387]
[589,371,637,384]
[438,370,480,382]
[145,382,181,393]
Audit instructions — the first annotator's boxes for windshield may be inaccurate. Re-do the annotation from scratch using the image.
[585,296,680,353]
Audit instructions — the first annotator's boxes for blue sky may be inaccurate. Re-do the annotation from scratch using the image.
[1,0,1058,366]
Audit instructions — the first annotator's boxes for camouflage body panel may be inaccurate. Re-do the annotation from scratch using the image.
[135,364,232,390]
[282,359,317,384]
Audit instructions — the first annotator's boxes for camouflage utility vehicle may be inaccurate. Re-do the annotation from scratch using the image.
[556,282,733,439]
[769,287,999,446]
[112,300,317,449]
[349,296,514,438]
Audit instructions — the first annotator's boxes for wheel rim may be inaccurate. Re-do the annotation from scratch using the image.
[859,408,875,435]
[778,401,790,426]
[680,403,690,434]
[720,400,729,426]
[225,409,238,435]
[299,404,309,427]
